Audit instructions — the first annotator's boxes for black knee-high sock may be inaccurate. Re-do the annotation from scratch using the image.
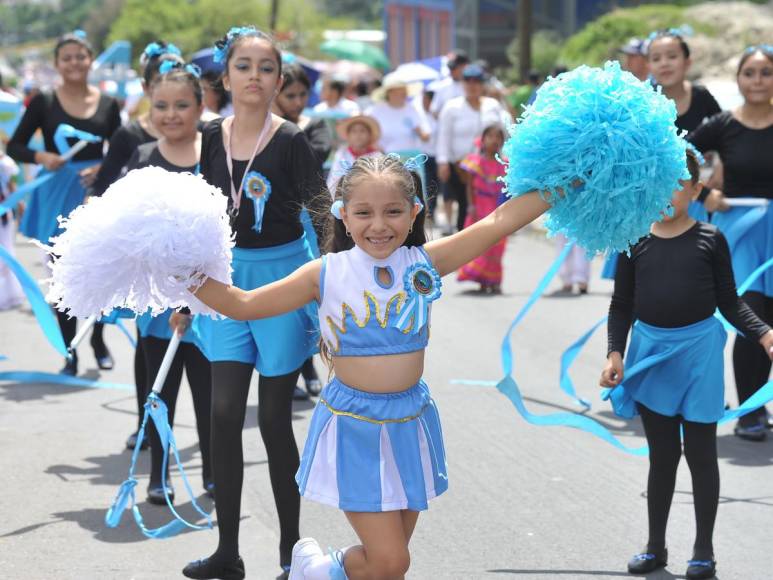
[683,420,719,560]
[56,309,77,348]
[258,369,302,567]
[143,336,185,487]
[90,321,107,354]
[637,403,682,552]
[184,345,212,484]
[210,361,253,562]
[134,329,147,432]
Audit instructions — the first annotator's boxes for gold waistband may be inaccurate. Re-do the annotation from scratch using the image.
[319,397,429,425]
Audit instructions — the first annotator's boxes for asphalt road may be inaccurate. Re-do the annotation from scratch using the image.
[1,227,771,580]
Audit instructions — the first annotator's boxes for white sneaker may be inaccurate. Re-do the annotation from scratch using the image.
[289,537,324,580]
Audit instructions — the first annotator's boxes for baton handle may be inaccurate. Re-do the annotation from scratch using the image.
[151,332,182,394]
[68,314,98,355]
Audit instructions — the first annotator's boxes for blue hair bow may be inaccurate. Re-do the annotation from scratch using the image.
[72,29,88,40]
[647,24,694,43]
[745,44,773,55]
[213,26,260,64]
[158,60,202,78]
[143,42,182,61]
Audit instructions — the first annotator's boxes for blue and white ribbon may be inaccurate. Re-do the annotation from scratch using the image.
[242,170,272,233]
[53,124,102,157]
[393,261,442,334]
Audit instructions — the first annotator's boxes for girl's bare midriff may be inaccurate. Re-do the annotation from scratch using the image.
[331,350,425,393]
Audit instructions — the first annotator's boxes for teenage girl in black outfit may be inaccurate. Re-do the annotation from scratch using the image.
[689,46,773,441]
[7,32,120,376]
[182,28,329,580]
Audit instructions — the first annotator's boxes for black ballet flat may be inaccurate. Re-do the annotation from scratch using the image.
[182,556,245,580]
[627,549,667,574]
[60,354,78,376]
[91,339,114,370]
[125,431,148,451]
[147,484,174,505]
[734,423,767,442]
[686,558,716,579]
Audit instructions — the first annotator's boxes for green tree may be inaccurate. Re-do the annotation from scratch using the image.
[559,4,714,68]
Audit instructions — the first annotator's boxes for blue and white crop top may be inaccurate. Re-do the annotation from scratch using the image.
[319,245,443,356]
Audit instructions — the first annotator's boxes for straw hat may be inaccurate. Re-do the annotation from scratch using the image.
[371,72,422,101]
[335,114,381,144]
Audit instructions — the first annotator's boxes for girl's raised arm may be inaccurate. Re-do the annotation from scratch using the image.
[193,259,321,320]
[424,191,549,276]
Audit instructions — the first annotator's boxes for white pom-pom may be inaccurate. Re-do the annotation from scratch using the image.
[45,166,233,318]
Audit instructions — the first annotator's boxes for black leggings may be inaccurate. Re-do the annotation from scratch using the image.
[210,361,301,568]
[638,403,719,560]
[133,329,147,432]
[732,291,773,425]
[56,309,107,354]
[142,336,212,488]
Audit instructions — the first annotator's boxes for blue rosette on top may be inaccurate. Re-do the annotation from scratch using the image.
[243,170,272,233]
[393,262,442,334]
[503,61,688,255]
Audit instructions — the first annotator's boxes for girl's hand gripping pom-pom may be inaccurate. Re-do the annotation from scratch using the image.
[44,166,234,318]
[503,61,689,255]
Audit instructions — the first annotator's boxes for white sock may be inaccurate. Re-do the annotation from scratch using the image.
[303,548,347,580]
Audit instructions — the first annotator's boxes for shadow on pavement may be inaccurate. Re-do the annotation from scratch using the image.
[487,569,684,578]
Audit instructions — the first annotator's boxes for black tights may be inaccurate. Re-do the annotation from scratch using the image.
[133,329,148,432]
[638,403,719,560]
[210,361,301,568]
[142,336,212,488]
[56,309,107,354]
[732,291,773,425]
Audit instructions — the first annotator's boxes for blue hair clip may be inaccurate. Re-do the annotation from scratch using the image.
[72,29,87,40]
[213,26,260,64]
[331,199,344,220]
[403,153,429,173]
[685,142,705,167]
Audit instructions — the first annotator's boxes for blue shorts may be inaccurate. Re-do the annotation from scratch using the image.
[296,378,448,512]
[608,317,727,423]
[196,235,318,376]
[712,204,773,296]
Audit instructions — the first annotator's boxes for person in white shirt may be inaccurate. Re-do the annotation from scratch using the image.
[365,73,429,155]
[436,63,511,233]
[313,77,360,118]
[0,150,23,310]
[429,51,470,118]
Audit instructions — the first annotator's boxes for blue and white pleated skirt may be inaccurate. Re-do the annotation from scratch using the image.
[711,202,773,296]
[20,160,95,243]
[608,316,727,423]
[296,378,448,512]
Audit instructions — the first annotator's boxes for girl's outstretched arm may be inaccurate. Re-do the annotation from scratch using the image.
[424,191,549,276]
[193,259,321,321]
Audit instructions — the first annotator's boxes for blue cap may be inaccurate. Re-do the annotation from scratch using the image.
[462,63,485,80]
[620,38,646,56]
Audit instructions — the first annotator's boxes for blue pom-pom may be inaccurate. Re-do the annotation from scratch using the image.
[503,61,688,255]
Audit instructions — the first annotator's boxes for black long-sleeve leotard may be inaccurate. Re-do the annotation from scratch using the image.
[199,118,330,249]
[7,91,120,163]
[608,221,770,355]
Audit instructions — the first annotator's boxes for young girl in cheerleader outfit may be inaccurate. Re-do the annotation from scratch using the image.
[192,153,550,579]
[457,122,508,293]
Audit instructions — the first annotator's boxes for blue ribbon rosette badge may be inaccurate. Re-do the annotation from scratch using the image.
[393,262,442,334]
[242,170,272,233]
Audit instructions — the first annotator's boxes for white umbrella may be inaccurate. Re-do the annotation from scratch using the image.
[392,62,441,84]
